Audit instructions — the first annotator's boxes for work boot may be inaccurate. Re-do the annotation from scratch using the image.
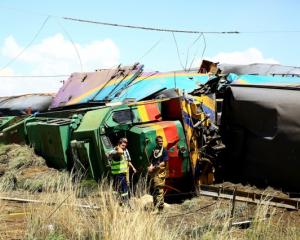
[151,209,160,215]
[151,207,163,215]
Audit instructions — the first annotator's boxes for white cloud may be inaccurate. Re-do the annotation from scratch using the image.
[0,77,58,96]
[0,34,120,96]
[208,48,279,65]
[0,67,14,76]
[0,67,18,96]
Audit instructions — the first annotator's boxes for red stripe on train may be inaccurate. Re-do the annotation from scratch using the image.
[145,103,161,121]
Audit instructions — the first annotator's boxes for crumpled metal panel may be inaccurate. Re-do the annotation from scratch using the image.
[227,73,300,86]
[0,94,53,115]
[50,63,212,109]
[221,85,300,191]
[50,64,143,109]
[220,63,300,76]
[113,71,210,102]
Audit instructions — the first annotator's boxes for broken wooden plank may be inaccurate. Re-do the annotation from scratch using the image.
[199,185,300,210]
[0,196,100,210]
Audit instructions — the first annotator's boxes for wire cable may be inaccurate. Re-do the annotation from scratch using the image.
[0,5,53,17]
[0,16,50,72]
[184,33,203,70]
[172,32,185,71]
[137,38,163,62]
[55,18,83,72]
[63,17,239,35]
[188,33,207,71]
[0,75,69,78]
[2,6,300,35]
[242,30,300,34]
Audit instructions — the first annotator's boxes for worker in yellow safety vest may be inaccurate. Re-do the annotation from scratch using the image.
[119,137,137,185]
[109,138,130,204]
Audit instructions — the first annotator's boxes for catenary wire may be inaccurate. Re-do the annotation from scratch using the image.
[172,32,185,71]
[137,38,163,62]
[188,33,207,71]
[0,75,69,78]
[2,6,300,34]
[55,18,83,72]
[184,33,203,70]
[0,16,50,72]
[63,17,240,35]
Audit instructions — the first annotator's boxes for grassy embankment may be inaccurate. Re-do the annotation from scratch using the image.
[0,144,299,240]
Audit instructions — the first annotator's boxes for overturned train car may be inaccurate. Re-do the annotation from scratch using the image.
[0,63,217,194]
[1,62,300,192]
[0,96,214,193]
[0,94,53,131]
[221,85,300,191]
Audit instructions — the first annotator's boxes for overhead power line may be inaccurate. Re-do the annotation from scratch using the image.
[0,16,50,71]
[0,75,69,78]
[242,30,300,34]
[137,38,163,62]
[63,17,240,35]
[56,18,83,72]
[184,33,202,70]
[172,32,185,71]
[2,6,300,34]
[188,33,207,71]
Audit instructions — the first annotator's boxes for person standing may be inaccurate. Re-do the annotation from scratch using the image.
[119,137,137,185]
[147,136,168,212]
[110,138,130,205]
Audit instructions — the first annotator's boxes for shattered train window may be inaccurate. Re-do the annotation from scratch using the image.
[112,110,134,124]
[102,135,113,149]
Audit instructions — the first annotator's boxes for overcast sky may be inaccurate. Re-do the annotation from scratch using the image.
[1,0,300,96]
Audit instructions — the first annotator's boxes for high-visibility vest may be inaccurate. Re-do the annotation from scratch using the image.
[111,154,127,175]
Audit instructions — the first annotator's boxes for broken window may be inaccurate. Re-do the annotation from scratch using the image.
[112,109,134,124]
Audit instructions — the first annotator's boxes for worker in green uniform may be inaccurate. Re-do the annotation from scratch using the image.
[147,136,168,212]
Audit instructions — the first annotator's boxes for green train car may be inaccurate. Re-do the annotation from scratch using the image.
[0,96,217,193]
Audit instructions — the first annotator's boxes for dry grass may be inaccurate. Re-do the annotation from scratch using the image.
[24,178,179,240]
[0,144,68,192]
[20,177,300,240]
[0,144,299,239]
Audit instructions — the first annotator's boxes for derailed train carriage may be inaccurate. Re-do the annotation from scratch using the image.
[221,84,300,191]
[1,62,300,192]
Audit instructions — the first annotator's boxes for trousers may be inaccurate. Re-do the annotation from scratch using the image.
[150,168,166,210]
[113,173,129,203]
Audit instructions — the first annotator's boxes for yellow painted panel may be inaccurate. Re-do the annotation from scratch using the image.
[151,124,168,148]
[137,105,149,122]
